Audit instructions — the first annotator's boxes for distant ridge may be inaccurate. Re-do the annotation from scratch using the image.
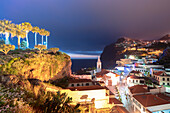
[159,34,170,40]
[101,34,170,69]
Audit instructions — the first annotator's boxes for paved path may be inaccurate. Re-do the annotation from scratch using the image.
[107,82,134,113]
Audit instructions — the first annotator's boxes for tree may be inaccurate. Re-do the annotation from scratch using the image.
[0,19,12,44]
[32,26,40,45]
[43,91,80,113]
[21,22,32,48]
[34,45,47,53]
[0,44,15,55]
[45,30,50,48]
[21,40,27,49]
[50,48,59,54]
[39,29,46,45]
[16,25,26,49]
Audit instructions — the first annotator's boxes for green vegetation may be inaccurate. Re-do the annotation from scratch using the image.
[50,76,70,88]
[0,50,71,81]
[34,45,47,53]
[21,40,27,49]
[50,48,59,54]
[0,83,79,113]
[0,44,15,55]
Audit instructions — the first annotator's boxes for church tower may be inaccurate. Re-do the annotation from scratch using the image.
[97,56,102,72]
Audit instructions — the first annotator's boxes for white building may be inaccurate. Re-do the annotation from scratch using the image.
[96,56,102,73]
[132,94,170,113]
[153,71,170,86]
[127,75,145,87]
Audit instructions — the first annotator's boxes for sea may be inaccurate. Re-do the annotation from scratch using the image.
[71,59,97,72]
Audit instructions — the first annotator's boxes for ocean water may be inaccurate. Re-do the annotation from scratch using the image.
[71,59,97,72]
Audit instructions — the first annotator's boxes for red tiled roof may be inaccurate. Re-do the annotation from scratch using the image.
[67,85,105,91]
[154,71,166,76]
[109,98,123,104]
[114,106,130,113]
[133,94,170,107]
[68,79,92,83]
[96,69,120,77]
[128,85,148,94]
[155,93,170,101]
[129,75,140,79]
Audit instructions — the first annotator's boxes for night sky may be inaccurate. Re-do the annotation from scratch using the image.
[1,0,170,58]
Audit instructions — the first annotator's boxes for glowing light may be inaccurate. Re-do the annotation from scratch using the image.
[129,55,135,59]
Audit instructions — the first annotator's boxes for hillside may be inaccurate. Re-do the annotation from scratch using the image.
[101,35,170,69]
[0,50,72,81]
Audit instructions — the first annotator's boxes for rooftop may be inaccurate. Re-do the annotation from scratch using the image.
[128,85,148,94]
[133,94,170,107]
[67,85,105,91]
[109,98,123,105]
[68,79,92,83]
[155,93,170,101]
[154,71,165,76]
[96,69,119,77]
[112,106,130,113]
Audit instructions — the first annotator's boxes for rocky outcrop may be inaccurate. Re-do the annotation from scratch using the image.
[100,43,124,69]
[0,51,72,81]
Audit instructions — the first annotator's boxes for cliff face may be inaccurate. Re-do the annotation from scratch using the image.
[100,43,124,69]
[100,37,150,69]
[0,51,72,81]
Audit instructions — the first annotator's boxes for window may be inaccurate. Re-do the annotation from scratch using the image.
[71,84,74,87]
[136,80,138,83]
[167,78,169,81]
[163,78,165,81]
[167,83,169,85]
[82,83,84,86]
[133,80,134,83]
[163,83,165,85]
[77,84,80,86]
[143,107,145,112]
[86,83,89,86]
[140,80,144,84]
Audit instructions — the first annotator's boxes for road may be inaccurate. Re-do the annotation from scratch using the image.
[107,81,134,113]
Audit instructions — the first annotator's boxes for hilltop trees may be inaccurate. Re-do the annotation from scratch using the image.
[32,26,40,45]
[50,48,59,54]
[0,44,15,55]
[0,19,50,49]
[21,40,27,49]
[21,22,32,48]
[34,45,47,53]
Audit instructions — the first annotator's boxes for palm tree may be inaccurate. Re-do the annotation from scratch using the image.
[44,30,50,48]
[32,26,40,45]
[43,91,80,113]
[21,22,32,48]
[39,28,46,45]
[0,19,12,44]
[16,24,26,49]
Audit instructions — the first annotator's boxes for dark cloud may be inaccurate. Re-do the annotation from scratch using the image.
[1,0,170,54]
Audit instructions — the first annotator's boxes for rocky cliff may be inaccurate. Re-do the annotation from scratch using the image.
[0,50,72,81]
